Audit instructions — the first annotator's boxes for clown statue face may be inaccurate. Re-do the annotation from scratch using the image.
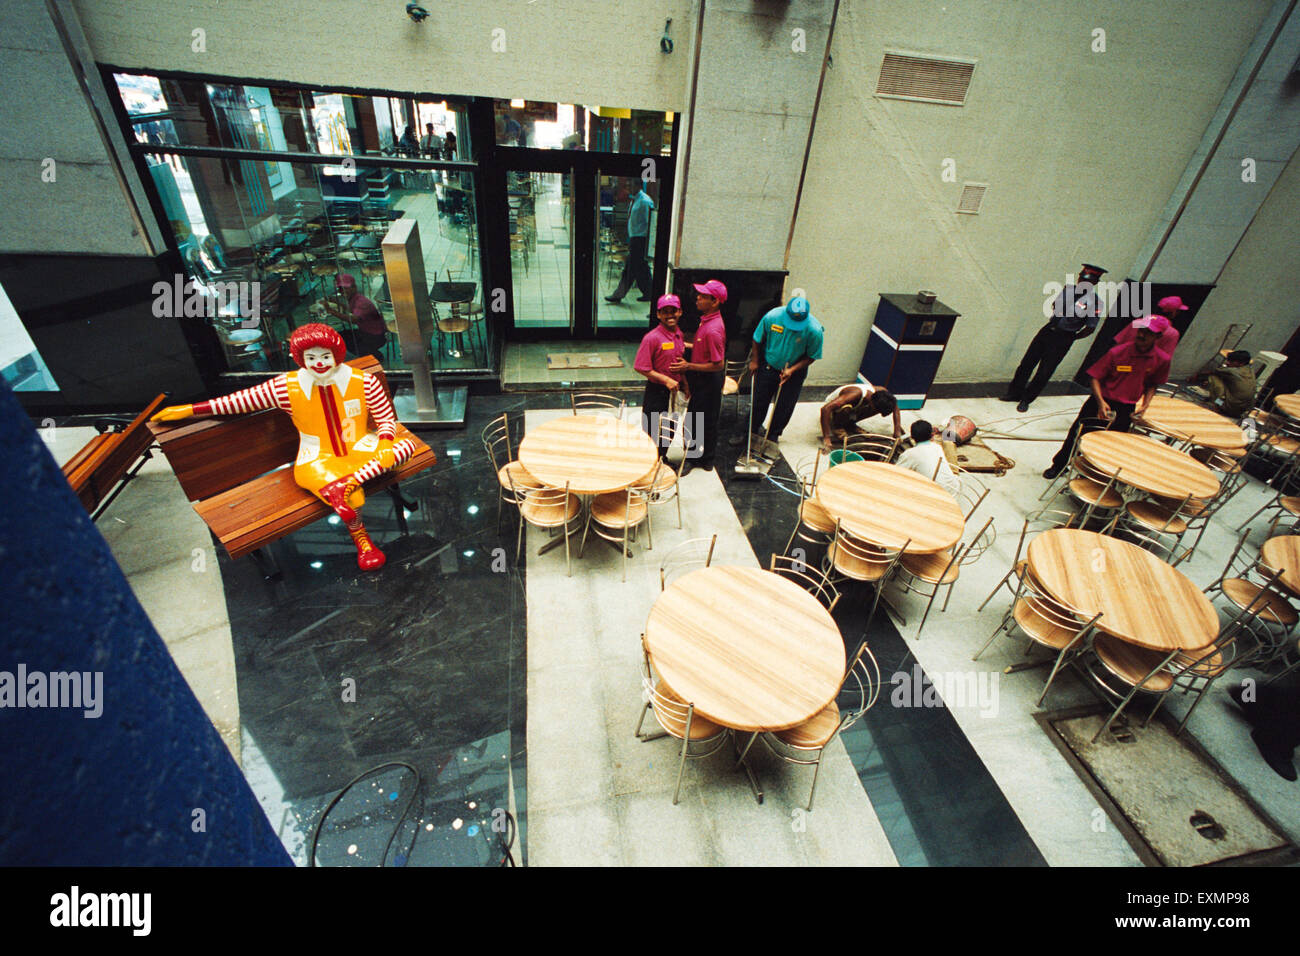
[301,345,337,381]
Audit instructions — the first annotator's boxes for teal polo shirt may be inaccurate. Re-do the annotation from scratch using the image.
[753,297,824,369]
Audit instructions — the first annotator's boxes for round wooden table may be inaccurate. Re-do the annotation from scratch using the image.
[1259,536,1300,596]
[1134,395,1246,451]
[644,566,845,732]
[1273,393,1300,420]
[1027,529,1219,652]
[517,415,658,495]
[1078,431,1220,500]
[814,460,964,553]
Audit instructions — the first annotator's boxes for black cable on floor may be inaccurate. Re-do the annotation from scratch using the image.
[308,761,421,867]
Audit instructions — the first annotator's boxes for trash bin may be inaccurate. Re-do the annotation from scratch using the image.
[828,449,864,467]
[859,293,961,410]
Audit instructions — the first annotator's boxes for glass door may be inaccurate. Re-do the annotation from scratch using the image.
[507,170,573,330]
[595,174,660,329]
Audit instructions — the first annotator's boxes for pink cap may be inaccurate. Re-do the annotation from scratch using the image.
[657,294,681,309]
[1158,295,1189,313]
[692,279,728,304]
[1146,315,1171,334]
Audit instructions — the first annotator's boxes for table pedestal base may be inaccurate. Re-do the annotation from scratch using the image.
[733,732,764,804]
[393,385,468,428]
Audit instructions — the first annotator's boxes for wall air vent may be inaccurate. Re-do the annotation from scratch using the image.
[876,52,976,106]
[956,183,987,214]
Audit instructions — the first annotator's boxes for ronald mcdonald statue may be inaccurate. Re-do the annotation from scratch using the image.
[152,323,417,571]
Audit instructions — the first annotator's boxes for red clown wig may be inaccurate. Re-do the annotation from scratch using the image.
[289,323,347,368]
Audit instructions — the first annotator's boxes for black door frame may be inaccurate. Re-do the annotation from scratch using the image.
[475,110,678,343]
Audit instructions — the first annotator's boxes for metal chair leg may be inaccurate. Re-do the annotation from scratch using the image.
[806,750,825,813]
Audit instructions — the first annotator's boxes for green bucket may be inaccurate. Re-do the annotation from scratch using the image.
[828,449,864,467]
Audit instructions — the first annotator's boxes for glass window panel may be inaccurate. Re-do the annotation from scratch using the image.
[495,99,671,154]
[596,175,659,329]
[142,150,486,374]
[510,172,571,329]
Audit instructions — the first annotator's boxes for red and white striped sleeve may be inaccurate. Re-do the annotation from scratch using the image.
[363,373,398,440]
[193,375,290,416]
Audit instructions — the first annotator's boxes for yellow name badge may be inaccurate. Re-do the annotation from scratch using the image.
[1116,365,1132,372]
[660,342,675,350]
[771,324,784,333]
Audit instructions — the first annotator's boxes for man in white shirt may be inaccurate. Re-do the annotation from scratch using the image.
[896,420,960,495]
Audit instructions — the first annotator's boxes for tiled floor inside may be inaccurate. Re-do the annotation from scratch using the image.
[74,387,1300,865]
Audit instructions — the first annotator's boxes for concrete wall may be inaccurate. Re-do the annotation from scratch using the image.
[72,0,695,110]
[784,0,1277,386]
[1185,145,1300,367]
[0,0,148,255]
[675,0,833,271]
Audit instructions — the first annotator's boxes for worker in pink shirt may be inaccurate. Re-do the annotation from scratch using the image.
[634,294,689,460]
[1113,295,1188,357]
[671,279,727,472]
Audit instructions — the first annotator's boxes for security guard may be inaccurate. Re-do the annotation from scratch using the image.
[1004,263,1106,412]
[746,292,824,453]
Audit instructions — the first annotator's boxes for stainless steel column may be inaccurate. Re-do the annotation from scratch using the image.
[382,216,467,427]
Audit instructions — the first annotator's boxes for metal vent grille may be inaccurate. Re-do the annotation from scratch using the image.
[957,183,987,214]
[876,52,976,105]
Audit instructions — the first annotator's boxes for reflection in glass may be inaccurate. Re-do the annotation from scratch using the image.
[596,175,659,330]
[509,172,571,330]
[142,151,486,374]
[494,99,671,155]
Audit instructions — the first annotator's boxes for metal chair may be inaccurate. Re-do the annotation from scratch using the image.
[1237,453,1300,537]
[824,521,909,637]
[482,412,538,534]
[512,480,582,577]
[782,453,835,557]
[723,360,749,421]
[842,432,899,463]
[972,571,1103,708]
[581,481,652,583]
[1081,568,1284,743]
[1039,417,1111,502]
[757,637,881,812]
[895,517,995,639]
[978,510,1078,613]
[1204,527,1297,662]
[640,406,688,529]
[635,637,729,806]
[769,553,841,612]
[570,392,626,420]
[659,535,717,591]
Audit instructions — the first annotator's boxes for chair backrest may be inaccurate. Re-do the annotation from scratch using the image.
[659,535,718,590]
[959,516,997,566]
[793,453,823,501]
[956,483,990,521]
[843,433,897,462]
[1195,565,1288,671]
[1015,571,1104,642]
[571,392,625,419]
[481,412,516,469]
[514,479,571,515]
[1069,419,1113,476]
[1219,323,1251,354]
[1014,510,1077,566]
[838,638,883,730]
[769,554,841,612]
[830,521,908,579]
[642,677,697,741]
[1124,529,1191,567]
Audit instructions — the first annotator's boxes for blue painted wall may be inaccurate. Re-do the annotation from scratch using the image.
[0,381,291,865]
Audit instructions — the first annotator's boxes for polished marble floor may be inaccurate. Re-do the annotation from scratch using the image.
[216,389,1059,866]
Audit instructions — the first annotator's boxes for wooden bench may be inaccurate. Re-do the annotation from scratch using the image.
[147,356,436,567]
[62,393,168,520]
